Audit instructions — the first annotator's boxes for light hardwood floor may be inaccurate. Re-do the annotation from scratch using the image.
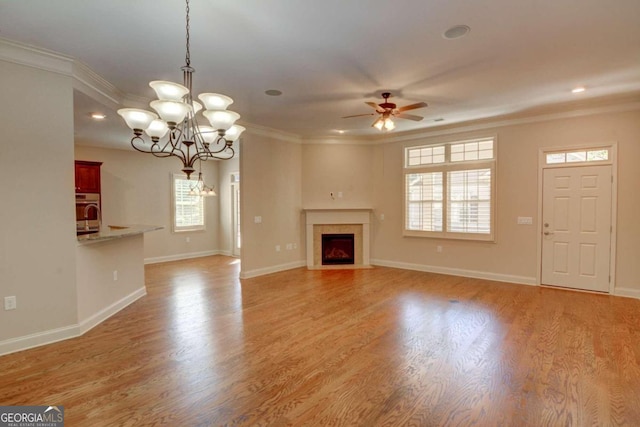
[1,255,640,426]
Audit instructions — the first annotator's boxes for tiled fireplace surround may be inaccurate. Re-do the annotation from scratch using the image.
[304,209,372,269]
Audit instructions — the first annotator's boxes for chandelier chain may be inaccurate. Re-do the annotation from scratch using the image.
[185,0,191,67]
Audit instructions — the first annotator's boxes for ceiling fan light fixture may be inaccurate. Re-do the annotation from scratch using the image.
[384,117,395,131]
[373,118,384,130]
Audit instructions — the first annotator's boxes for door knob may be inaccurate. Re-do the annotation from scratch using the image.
[544,231,554,236]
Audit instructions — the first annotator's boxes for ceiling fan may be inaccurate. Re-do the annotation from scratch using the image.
[342,92,428,131]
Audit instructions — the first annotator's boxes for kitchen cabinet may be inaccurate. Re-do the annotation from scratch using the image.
[75,161,102,193]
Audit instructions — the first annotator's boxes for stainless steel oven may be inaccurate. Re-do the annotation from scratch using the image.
[76,193,101,232]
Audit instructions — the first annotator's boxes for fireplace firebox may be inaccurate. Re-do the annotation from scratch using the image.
[321,233,355,265]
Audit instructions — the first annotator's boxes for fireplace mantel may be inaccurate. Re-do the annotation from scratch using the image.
[304,208,372,269]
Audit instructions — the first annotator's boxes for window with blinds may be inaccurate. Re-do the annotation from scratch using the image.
[404,138,496,241]
[172,174,205,232]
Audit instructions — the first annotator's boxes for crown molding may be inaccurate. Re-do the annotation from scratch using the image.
[72,60,125,110]
[242,122,302,144]
[0,36,73,76]
[3,36,638,148]
[300,135,372,145]
[300,94,640,146]
[375,95,640,145]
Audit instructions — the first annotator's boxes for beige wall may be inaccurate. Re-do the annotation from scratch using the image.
[76,235,145,323]
[0,60,78,342]
[368,110,640,292]
[240,133,303,276]
[74,145,220,261]
[301,143,374,208]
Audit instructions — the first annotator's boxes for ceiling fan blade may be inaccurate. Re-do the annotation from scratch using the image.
[365,101,381,110]
[396,113,424,121]
[397,102,428,112]
[342,113,376,119]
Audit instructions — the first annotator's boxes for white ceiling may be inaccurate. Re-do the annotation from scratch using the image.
[2,0,639,147]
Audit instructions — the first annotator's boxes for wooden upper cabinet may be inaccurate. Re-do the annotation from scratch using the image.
[75,161,102,193]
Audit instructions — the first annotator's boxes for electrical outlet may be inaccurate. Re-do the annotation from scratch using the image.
[286,243,293,250]
[4,296,16,311]
[436,245,443,253]
[254,216,262,224]
[186,236,191,243]
[337,191,343,198]
[293,243,297,249]
[275,245,281,252]
[113,270,118,281]
[380,213,385,221]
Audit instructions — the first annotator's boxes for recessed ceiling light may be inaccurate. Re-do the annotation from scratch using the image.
[337,130,345,134]
[443,25,470,40]
[265,89,283,96]
[91,113,106,120]
[572,87,586,94]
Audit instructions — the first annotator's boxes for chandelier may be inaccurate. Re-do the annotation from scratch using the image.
[117,0,244,179]
[189,166,216,197]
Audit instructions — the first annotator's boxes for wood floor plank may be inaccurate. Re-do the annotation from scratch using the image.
[1,256,640,426]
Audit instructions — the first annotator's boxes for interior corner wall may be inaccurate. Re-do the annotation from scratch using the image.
[0,60,78,342]
[74,145,220,262]
[370,109,640,292]
[240,133,303,276]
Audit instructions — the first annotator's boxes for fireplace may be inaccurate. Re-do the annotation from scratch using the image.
[304,208,371,269]
[322,234,355,265]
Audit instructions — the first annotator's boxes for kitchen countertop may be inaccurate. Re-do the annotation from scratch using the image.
[77,224,163,244]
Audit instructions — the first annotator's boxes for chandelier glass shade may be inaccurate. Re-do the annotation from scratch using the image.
[189,171,217,197]
[117,0,244,179]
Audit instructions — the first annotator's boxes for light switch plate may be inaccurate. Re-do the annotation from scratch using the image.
[517,216,533,225]
[4,296,16,310]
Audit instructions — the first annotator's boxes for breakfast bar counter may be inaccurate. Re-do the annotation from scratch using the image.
[77,224,163,244]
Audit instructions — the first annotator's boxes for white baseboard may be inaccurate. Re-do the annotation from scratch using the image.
[0,324,79,357]
[371,258,538,286]
[613,287,640,300]
[144,250,223,265]
[78,287,146,335]
[240,260,306,279]
[0,287,146,357]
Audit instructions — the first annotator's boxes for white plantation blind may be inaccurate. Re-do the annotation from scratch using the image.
[404,138,496,240]
[405,172,443,232]
[173,174,205,232]
[447,169,491,234]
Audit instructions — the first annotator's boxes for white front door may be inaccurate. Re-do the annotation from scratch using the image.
[541,165,612,292]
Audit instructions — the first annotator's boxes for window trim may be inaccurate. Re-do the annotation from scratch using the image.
[171,173,206,233]
[403,137,497,242]
[543,146,612,167]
